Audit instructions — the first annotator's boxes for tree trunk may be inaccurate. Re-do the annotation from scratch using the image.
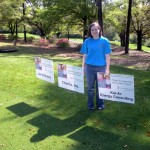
[8,23,15,35]
[125,0,132,54]
[119,32,126,47]
[15,20,18,38]
[10,24,13,35]
[82,16,87,41]
[137,30,142,51]
[24,25,27,42]
[22,3,27,43]
[39,28,46,37]
[97,0,103,33]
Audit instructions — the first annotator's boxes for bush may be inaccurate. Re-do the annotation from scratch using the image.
[34,38,49,46]
[130,34,137,44]
[27,36,35,43]
[7,34,18,40]
[49,37,56,44]
[112,34,120,42]
[56,38,70,48]
[76,43,82,50]
[63,34,82,39]
[143,39,150,47]
[0,34,6,40]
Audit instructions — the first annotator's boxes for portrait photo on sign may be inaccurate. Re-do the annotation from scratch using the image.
[97,72,111,89]
[35,57,42,70]
[58,64,67,78]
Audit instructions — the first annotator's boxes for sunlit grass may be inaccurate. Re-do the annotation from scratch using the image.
[3,33,40,39]
[69,38,150,52]
[110,41,150,52]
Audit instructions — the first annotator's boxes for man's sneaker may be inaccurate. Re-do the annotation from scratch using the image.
[97,106,105,110]
[88,107,95,110]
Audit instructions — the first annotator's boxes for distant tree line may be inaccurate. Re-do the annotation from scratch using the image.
[0,0,149,51]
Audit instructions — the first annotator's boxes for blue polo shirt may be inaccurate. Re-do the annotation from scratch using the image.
[80,36,111,66]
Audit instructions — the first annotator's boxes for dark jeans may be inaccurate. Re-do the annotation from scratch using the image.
[85,64,106,109]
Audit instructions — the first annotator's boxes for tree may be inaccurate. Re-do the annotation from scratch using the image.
[104,0,127,46]
[131,0,150,50]
[27,0,97,39]
[125,0,132,54]
[0,0,23,36]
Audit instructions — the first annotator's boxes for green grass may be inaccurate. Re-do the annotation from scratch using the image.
[3,33,40,39]
[0,42,150,150]
[70,38,150,52]
[110,41,150,53]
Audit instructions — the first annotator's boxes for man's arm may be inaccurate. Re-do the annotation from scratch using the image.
[82,54,86,74]
[105,54,110,75]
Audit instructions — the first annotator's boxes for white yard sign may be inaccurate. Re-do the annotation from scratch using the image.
[97,73,135,104]
[58,64,84,93]
[35,57,54,83]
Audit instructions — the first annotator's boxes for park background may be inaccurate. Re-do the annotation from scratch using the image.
[0,0,150,150]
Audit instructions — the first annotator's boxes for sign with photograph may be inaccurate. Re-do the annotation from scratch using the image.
[97,73,135,104]
[58,64,84,93]
[35,57,54,83]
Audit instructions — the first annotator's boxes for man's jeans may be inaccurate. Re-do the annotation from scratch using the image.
[85,64,106,109]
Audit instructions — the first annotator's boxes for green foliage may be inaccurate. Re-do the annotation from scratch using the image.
[64,34,82,39]
[112,34,120,42]
[7,34,18,40]
[144,39,150,48]
[49,37,56,44]
[110,41,150,52]
[27,36,35,43]
[129,34,137,44]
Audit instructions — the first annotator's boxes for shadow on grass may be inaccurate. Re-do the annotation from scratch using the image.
[68,126,121,149]
[6,102,38,117]
[27,110,90,142]
[27,113,122,149]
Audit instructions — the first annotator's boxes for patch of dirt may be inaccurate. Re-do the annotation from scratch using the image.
[111,46,150,70]
[55,42,150,71]
[3,41,149,71]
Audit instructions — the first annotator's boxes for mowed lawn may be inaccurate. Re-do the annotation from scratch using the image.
[0,42,150,150]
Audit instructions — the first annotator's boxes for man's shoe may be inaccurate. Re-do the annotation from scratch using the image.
[88,107,95,110]
[97,106,105,110]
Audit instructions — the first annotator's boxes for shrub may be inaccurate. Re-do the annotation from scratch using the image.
[130,34,137,44]
[27,36,35,43]
[143,39,150,47]
[49,37,56,44]
[35,38,49,46]
[7,34,18,40]
[56,38,70,48]
[76,43,82,50]
[0,34,6,40]
[64,34,82,38]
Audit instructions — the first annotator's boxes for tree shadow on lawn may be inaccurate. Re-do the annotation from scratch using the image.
[26,110,150,150]
[5,78,150,150]
[27,112,123,150]
[28,65,150,148]
[6,102,39,117]
[24,75,150,149]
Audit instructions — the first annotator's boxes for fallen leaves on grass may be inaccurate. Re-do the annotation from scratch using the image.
[146,131,150,137]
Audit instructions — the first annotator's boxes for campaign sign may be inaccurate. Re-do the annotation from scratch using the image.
[35,57,54,83]
[58,64,84,93]
[97,73,135,104]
